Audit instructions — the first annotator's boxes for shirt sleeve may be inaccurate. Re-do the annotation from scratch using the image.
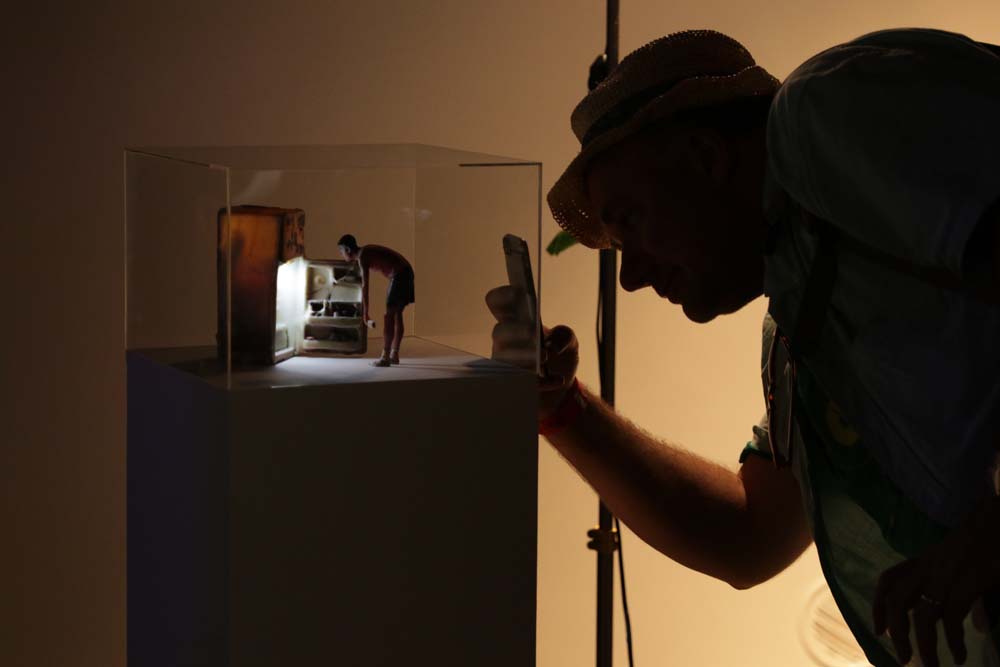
[766,28,1000,275]
[743,315,777,464]
[739,414,773,464]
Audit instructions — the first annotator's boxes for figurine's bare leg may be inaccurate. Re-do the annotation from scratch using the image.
[390,308,404,364]
[382,311,395,356]
[371,310,395,367]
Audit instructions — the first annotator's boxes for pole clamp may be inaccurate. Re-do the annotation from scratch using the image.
[587,526,620,554]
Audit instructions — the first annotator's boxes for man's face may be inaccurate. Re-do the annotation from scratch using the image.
[584,124,766,323]
[339,246,354,261]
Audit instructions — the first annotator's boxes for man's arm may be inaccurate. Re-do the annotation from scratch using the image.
[546,388,813,589]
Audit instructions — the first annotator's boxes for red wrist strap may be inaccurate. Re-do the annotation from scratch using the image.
[539,378,586,437]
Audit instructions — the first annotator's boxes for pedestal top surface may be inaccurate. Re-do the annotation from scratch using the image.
[131,336,533,391]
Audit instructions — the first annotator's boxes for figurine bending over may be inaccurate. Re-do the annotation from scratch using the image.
[338,234,415,367]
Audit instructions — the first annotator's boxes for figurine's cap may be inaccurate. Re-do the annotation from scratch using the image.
[547,29,780,249]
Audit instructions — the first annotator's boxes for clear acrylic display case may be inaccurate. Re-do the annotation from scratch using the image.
[125,145,541,388]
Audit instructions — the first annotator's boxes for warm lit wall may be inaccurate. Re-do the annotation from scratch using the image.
[4,2,998,665]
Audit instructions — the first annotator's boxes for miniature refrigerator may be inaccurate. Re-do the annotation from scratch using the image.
[218,205,368,364]
[125,145,541,666]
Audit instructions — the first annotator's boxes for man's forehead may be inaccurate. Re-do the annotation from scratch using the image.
[584,130,665,207]
[584,150,629,210]
[587,138,642,180]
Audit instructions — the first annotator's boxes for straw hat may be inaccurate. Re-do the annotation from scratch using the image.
[548,29,780,249]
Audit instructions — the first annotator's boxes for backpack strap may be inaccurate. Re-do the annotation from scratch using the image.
[787,218,838,358]
[776,196,971,359]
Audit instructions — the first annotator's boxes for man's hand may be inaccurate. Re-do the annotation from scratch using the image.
[872,495,1000,667]
[485,285,579,419]
[537,324,579,419]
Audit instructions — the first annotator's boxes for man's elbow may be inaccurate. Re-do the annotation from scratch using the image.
[681,552,777,590]
[727,577,756,591]
[721,534,812,590]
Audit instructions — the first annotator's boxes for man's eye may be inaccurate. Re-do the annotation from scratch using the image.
[621,212,639,229]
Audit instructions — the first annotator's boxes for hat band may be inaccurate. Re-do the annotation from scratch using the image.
[580,77,688,148]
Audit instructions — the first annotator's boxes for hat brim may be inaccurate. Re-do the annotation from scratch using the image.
[547,66,780,250]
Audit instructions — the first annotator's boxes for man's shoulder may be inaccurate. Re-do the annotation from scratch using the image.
[764,26,1000,270]
[779,27,997,96]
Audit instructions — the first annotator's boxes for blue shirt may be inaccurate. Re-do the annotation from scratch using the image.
[744,316,1000,667]
[762,27,1000,528]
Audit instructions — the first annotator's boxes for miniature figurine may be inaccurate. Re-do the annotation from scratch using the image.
[337,235,415,367]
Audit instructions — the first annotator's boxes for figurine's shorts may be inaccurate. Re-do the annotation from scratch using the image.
[386,267,415,308]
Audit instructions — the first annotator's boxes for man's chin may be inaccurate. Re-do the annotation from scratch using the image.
[653,288,720,323]
[681,301,718,324]
[680,289,758,323]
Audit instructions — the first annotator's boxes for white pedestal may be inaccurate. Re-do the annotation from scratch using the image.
[128,340,538,666]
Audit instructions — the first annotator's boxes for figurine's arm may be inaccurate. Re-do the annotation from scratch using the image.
[361,263,370,321]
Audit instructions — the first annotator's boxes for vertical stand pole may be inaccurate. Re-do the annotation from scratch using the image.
[588,3,619,666]
[595,249,618,667]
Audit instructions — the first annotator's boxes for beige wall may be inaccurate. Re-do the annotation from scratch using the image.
[4,2,998,665]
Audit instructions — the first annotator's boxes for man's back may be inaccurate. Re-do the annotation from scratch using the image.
[763,26,1000,528]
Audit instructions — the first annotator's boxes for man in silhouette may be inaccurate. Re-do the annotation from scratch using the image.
[489,28,1000,667]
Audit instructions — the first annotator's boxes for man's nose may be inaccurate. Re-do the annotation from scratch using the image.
[619,251,652,292]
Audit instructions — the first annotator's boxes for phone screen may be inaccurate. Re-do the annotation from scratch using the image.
[502,234,540,374]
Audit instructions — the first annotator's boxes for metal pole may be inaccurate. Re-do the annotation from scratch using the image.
[595,249,618,667]
[588,3,619,666]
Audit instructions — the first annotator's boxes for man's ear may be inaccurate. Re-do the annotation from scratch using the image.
[684,127,731,186]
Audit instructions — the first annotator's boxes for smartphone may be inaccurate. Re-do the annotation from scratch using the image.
[502,234,540,374]
[502,234,538,327]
